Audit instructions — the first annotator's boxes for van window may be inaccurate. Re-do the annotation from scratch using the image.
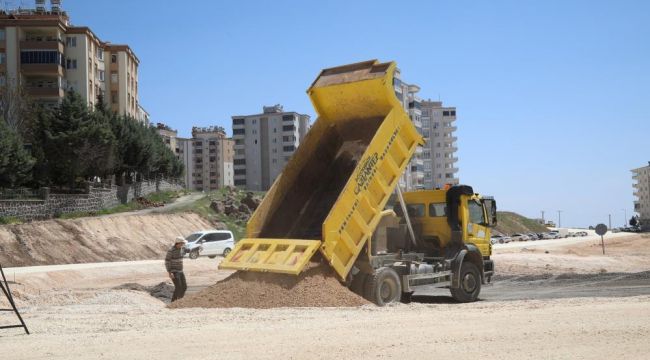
[212,233,232,241]
[429,203,447,217]
[406,204,425,217]
[185,233,202,242]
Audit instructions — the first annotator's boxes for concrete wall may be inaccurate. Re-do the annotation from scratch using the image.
[0,180,182,222]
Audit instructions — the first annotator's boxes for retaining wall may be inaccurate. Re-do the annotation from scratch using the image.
[0,180,182,221]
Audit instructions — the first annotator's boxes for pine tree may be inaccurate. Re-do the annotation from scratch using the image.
[0,118,35,187]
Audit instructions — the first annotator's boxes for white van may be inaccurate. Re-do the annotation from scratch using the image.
[184,230,235,259]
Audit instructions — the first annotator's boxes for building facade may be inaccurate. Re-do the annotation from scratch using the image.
[393,69,424,190]
[0,4,143,120]
[632,162,650,230]
[232,104,310,191]
[421,100,459,189]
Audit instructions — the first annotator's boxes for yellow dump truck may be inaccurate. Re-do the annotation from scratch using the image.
[220,60,497,305]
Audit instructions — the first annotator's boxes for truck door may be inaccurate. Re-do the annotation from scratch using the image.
[465,199,490,256]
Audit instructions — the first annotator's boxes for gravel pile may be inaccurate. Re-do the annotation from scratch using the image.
[169,263,368,309]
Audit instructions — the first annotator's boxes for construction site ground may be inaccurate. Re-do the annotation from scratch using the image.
[1,230,649,359]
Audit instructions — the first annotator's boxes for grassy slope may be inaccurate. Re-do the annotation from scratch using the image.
[167,188,264,241]
[495,211,549,235]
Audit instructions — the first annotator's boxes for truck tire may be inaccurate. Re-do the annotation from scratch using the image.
[364,267,402,306]
[189,249,200,260]
[450,261,481,303]
[349,272,367,297]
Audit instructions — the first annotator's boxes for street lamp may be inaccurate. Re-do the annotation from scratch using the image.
[557,210,562,228]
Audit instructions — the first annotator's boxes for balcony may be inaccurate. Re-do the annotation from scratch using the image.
[26,86,64,97]
[443,125,458,132]
[21,64,64,76]
[20,39,64,53]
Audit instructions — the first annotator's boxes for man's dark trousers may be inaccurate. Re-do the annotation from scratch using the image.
[171,271,187,302]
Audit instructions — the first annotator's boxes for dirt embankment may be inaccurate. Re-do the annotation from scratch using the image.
[0,213,212,267]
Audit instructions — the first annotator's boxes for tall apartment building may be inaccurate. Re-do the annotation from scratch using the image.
[393,69,424,190]
[632,162,650,230]
[421,100,459,189]
[232,104,310,191]
[0,3,143,121]
[157,124,234,191]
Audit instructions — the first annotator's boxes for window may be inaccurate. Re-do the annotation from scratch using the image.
[0,52,5,65]
[209,141,216,146]
[111,71,118,83]
[429,203,447,217]
[235,139,243,145]
[234,179,246,186]
[233,118,245,125]
[468,200,485,224]
[97,48,103,61]
[234,159,246,165]
[282,114,294,121]
[111,91,118,104]
[20,51,61,64]
[394,203,425,218]
[283,145,295,152]
[233,128,245,135]
[66,36,76,47]
[111,54,117,63]
[234,169,246,175]
[0,29,5,41]
[282,125,295,131]
[65,58,77,69]
[98,70,105,82]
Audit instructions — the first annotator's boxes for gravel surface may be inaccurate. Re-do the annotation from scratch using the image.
[170,263,368,309]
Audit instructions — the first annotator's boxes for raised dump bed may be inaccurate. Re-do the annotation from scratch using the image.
[219,60,423,280]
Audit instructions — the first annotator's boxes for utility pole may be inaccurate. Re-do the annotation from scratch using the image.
[622,209,627,226]
[608,214,612,230]
[541,210,545,224]
[557,210,562,228]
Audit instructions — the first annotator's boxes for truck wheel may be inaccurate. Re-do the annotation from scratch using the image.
[364,267,402,306]
[450,262,481,303]
[349,272,367,297]
[208,255,217,259]
[189,249,200,260]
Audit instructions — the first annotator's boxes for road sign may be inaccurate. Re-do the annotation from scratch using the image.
[595,223,607,254]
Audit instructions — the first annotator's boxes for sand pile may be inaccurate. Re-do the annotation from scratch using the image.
[169,263,369,309]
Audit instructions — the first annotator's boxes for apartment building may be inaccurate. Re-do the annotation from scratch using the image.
[156,123,234,191]
[632,162,650,230]
[0,3,142,120]
[421,100,459,189]
[393,69,424,190]
[232,104,310,191]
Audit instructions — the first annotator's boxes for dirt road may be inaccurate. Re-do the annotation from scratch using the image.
[1,292,649,360]
[2,235,650,359]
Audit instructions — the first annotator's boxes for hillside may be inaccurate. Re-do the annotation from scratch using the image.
[495,211,549,235]
[0,213,212,267]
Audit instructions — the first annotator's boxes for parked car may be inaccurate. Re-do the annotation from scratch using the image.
[511,233,529,241]
[184,230,236,259]
[544,232,561,239]
[527,233,540,241]
[491,235,504,244]
[577,231,588,237]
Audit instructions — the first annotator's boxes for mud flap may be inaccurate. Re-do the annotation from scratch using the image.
[218,239,321,275]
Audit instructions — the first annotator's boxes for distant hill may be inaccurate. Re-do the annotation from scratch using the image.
[494,211,549,235]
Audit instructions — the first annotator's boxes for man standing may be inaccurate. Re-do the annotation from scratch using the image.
[165,237,187,302]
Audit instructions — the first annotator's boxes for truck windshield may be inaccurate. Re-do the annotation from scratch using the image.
[468,200,485,224]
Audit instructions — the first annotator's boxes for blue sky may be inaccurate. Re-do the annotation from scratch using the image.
[63,0,649,228]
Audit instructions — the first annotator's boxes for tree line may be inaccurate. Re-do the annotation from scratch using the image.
[0,85,183,189]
